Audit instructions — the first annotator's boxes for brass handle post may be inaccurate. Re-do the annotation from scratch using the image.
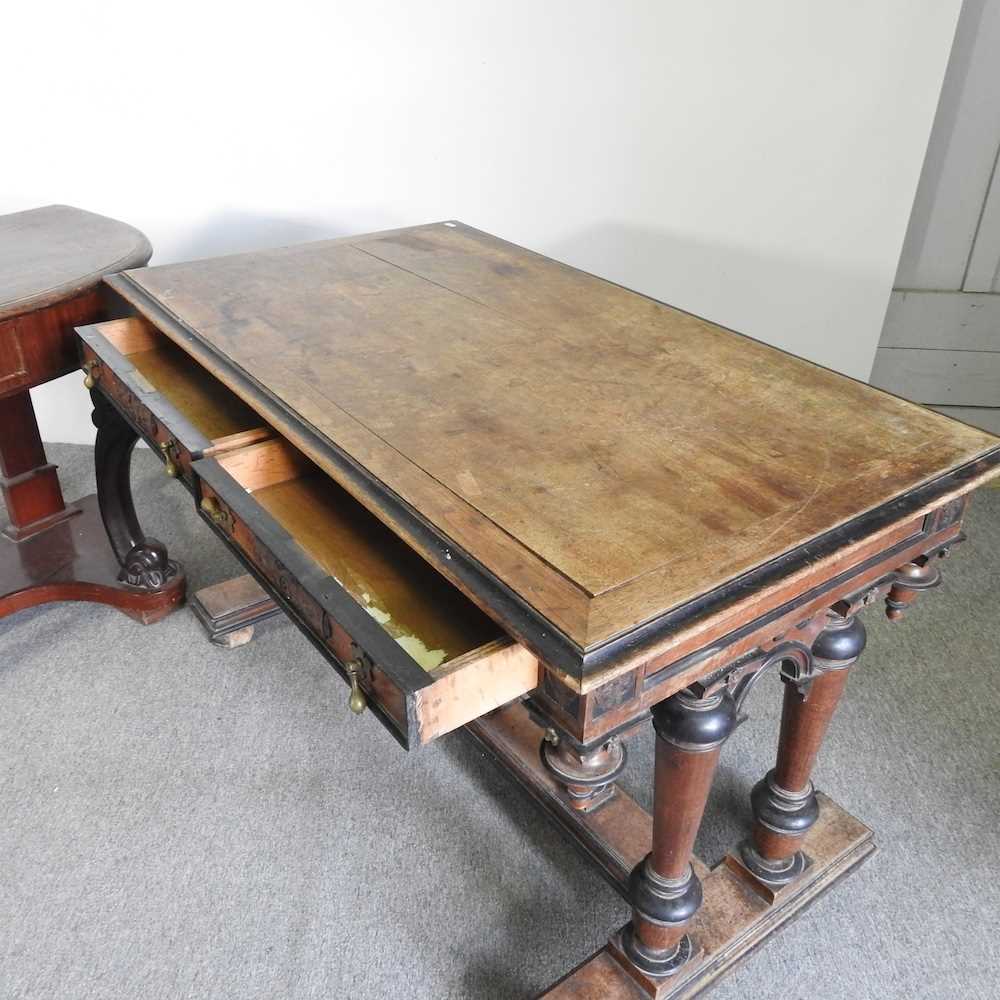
[82,360,100,390]
[199,495,228,526]
[345,658,367,715]
[160,440,179,478]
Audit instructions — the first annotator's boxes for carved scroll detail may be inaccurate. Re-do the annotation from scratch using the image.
[690,605,868,724]
[120,539,179,590]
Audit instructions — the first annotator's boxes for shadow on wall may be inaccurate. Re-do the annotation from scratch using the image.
[162,211,885,385]
[34,209,403,447]
[37,213,884,446]
[154,208,405,265]
[543,220,886,382]
[159,212,884,381]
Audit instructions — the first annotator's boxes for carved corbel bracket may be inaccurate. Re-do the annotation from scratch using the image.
[689,639,814,730]
[690,603,870,728]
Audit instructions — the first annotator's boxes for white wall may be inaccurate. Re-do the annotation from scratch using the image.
[3,1,960,445]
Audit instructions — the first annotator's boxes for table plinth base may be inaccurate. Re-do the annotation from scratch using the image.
[0,493,185,624]
[467,702,875,1000]
[190,573,281,648]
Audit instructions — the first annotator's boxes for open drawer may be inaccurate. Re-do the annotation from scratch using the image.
[77,317,273,486]
[193,437,540,748]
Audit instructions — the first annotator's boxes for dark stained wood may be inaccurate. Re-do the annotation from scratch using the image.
[76,317,270,496]
[80,315,268,446]
[542,951,647,1000]
[752,668,852,864]
[0,390,66,535]
[0,204,180,625]
[189,573,282,648]
[650,747,722,882]
[773,670,851,796]
[0,494,183,622]
[200,456,540,745]
[884,558,942,620]
[574,513,927,694]
[532,513,963,745]
[58,224,1000,999]
[541,736,626,812]
[548,794,874,999]
[1,288,103,396]
[624,693,736,971]
[186,445,539,749]
[467,701,653,893]
[108,221,1000,657]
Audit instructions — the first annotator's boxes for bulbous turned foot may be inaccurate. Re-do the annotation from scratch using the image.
[629,859,703,927]
[620,924,695,978]
[743,769,819,885]
[619,688,738,980]
[751,769,819,836]
[541,733,627,811]
[622,861,701,977]
[740,841,809,887]
[885,559,941,621]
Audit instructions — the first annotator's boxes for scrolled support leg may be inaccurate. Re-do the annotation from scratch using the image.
[742,612,866,887]
[92,392,178,591]
[620,688,738,978]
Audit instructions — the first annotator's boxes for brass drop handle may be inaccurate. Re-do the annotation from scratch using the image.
[82,360,100,390]
[160,439,179,478]
[199,495,227,525]
[345,658,367,715]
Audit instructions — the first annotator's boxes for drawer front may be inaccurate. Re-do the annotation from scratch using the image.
[77,317,539,751]
[195,457,438,748]
[79,323,215,490]
[194,454,538,749]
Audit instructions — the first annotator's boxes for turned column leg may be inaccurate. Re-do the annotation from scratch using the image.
[741,612,866,886]
[0,390,67,538]
[92,392,178,590]
[621,688,738,977]
[540,729,627,812]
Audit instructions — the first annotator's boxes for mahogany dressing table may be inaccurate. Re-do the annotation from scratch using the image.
[72,222,1000,998]
[0,205,182,623]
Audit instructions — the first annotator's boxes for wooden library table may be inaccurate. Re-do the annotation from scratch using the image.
[74,222,999,997]
[0,204,183,623]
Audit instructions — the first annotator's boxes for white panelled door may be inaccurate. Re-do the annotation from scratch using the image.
[872,0,1000,434]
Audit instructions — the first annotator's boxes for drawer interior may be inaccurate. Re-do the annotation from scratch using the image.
[97,318,265,443]
[216,439,504,670]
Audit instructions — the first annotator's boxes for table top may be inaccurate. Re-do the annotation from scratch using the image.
[0,205,151,322]
[109,221,1000,659]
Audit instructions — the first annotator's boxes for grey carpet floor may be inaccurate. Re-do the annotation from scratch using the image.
[1,443,998,1000]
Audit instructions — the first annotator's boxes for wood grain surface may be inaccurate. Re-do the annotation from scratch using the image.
[116,222,1000,649]
[0,205,150,320]
[251,470,501,668]
[128,342,262,441]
